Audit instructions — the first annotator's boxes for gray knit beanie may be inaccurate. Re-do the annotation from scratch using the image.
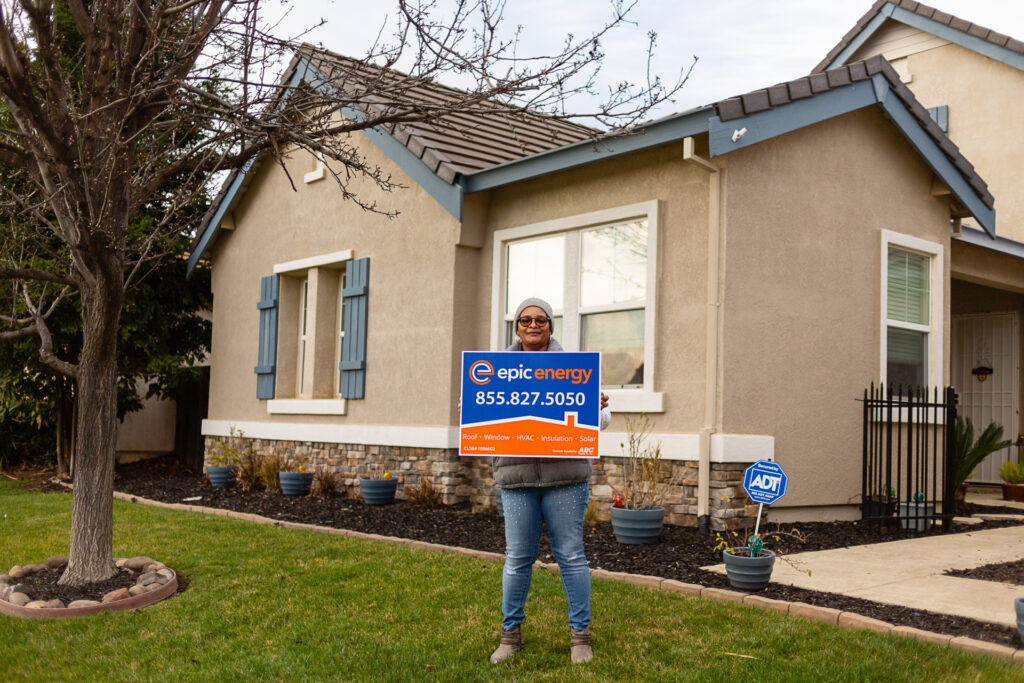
[513,297,554,320]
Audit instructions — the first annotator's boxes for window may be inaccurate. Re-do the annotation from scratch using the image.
[298,278,310,395]
[257,249,367,415]
[881,231,943,390]
[493,201,662,412]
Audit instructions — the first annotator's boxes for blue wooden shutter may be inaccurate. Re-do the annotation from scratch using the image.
[254,275,280,399]
[340,257,369,399]
[927,105,948,133]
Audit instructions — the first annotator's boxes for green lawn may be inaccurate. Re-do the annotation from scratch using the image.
[0,478,1019,682]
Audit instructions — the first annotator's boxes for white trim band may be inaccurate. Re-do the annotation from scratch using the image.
[599,431,773,463]
[267,399,347,415]
[274,249,353,274]
[203,420,459,450]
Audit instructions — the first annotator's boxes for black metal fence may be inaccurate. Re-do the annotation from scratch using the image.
[861,384,957,531]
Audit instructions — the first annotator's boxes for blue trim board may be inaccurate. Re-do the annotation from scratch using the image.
[460,107,713,193]
[826,3,1024,72]
[708,80,877,157]
[830,7,894,70]
[875,89,995,236]
[186,157,255,276]
[956,225,1024,257]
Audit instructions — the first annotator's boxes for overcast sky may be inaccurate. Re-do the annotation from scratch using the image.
[264,0,1024,120]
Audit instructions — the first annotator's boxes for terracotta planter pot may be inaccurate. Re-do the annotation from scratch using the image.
[1002,483,1024,503]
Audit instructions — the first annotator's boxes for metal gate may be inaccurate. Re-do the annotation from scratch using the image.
[861,384,956,531]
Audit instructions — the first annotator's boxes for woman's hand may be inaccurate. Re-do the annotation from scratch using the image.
[600,392,609,410]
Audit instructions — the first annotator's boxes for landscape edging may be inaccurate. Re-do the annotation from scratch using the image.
[108,488,1021,663]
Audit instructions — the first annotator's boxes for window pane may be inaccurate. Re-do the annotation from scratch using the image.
[506,235,564,315]
[505,316,562,347]
[581,309,644,386]
[887,248,928,325]
[887,327,926,389]
[581,220,647,308]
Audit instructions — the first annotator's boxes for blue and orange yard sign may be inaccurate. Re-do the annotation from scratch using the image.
[460,351,601,459]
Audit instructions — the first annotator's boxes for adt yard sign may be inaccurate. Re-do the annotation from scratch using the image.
[742,460,788,505]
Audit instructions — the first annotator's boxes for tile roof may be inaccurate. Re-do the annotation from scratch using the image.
[302,46,595,184]
[813,0,1024,73]
[714,55,993,210]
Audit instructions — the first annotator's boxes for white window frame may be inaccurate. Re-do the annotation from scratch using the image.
[267,249,353,415]
[491,200,663,413]
[298,277,309,396]
[880,230,944,390]
[336,284,346,397]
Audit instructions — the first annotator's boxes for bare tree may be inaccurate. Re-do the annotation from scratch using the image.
[0,0,690,585]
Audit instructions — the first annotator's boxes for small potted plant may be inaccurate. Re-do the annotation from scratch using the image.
[206,425,247,487]
[360,467,398,505]
[610,414,669,544]
[715,525,807,591]
[1000,461,1024,502]
[953,417,1012,512]
[278,457,313,496]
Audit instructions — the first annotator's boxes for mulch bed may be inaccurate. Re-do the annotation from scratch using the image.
[15,459,1024,648]
[946,559,1024,585]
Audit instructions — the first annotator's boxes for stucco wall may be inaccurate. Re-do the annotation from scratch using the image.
[207,136,462,427]
[472,142,712,436]
[719,107,953,508]
[855,38,1024,241]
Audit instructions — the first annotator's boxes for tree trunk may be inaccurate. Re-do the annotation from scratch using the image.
[59,267,124,586]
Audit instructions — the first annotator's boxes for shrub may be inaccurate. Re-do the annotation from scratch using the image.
[584,500,601,526]
[235,448,262,491]
[1000,461,1024,484]
[615,414,671,509]
[408,477,441,507]
[954,417,1012,489]
[311,468,341,497]
[259,456,283,493]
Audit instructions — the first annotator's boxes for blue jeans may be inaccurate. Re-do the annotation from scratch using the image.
[500,482,590,632]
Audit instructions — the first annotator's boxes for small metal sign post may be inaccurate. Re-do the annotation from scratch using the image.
[742,460,789,543]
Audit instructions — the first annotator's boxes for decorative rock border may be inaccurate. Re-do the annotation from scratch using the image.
[109,489,1023,663]
[0,556,178,619]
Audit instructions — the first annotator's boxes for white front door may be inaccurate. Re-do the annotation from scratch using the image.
[952,312,1020,483]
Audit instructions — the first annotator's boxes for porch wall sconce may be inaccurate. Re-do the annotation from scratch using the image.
[972,365,993,382]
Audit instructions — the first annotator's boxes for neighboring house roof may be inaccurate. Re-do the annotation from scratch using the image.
[303,47,596,183]
[188,50,997,275]
[713,55,993,214]
[814,0,1024,73]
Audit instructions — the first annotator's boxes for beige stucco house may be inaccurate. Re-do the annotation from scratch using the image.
[816,0,1024,485]
[188,3,1012,529]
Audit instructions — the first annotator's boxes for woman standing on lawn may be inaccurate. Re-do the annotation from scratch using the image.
[489,297,611,665]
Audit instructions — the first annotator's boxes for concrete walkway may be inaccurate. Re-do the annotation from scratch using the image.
[704,492,1024,628]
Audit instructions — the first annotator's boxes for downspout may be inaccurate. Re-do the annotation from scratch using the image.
[683,136,722,535]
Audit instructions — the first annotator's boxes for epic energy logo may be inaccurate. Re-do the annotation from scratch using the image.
[459,351,601,459]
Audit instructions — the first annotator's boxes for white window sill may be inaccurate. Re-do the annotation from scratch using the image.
[266,399,347,415]
[605,389,663,413]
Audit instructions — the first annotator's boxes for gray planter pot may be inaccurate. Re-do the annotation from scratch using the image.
[1016,597,1024,645]
[609,505,665,544]
[360,478,398,505]
[722,547,776,591]
[898,501,935,531]
[279,471,313,496]
[206,465,234,488]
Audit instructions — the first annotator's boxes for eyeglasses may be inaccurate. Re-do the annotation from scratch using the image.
[517,315,551,328]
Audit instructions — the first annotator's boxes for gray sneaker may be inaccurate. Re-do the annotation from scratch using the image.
[489,624,523,664]
[570,627,593,664]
